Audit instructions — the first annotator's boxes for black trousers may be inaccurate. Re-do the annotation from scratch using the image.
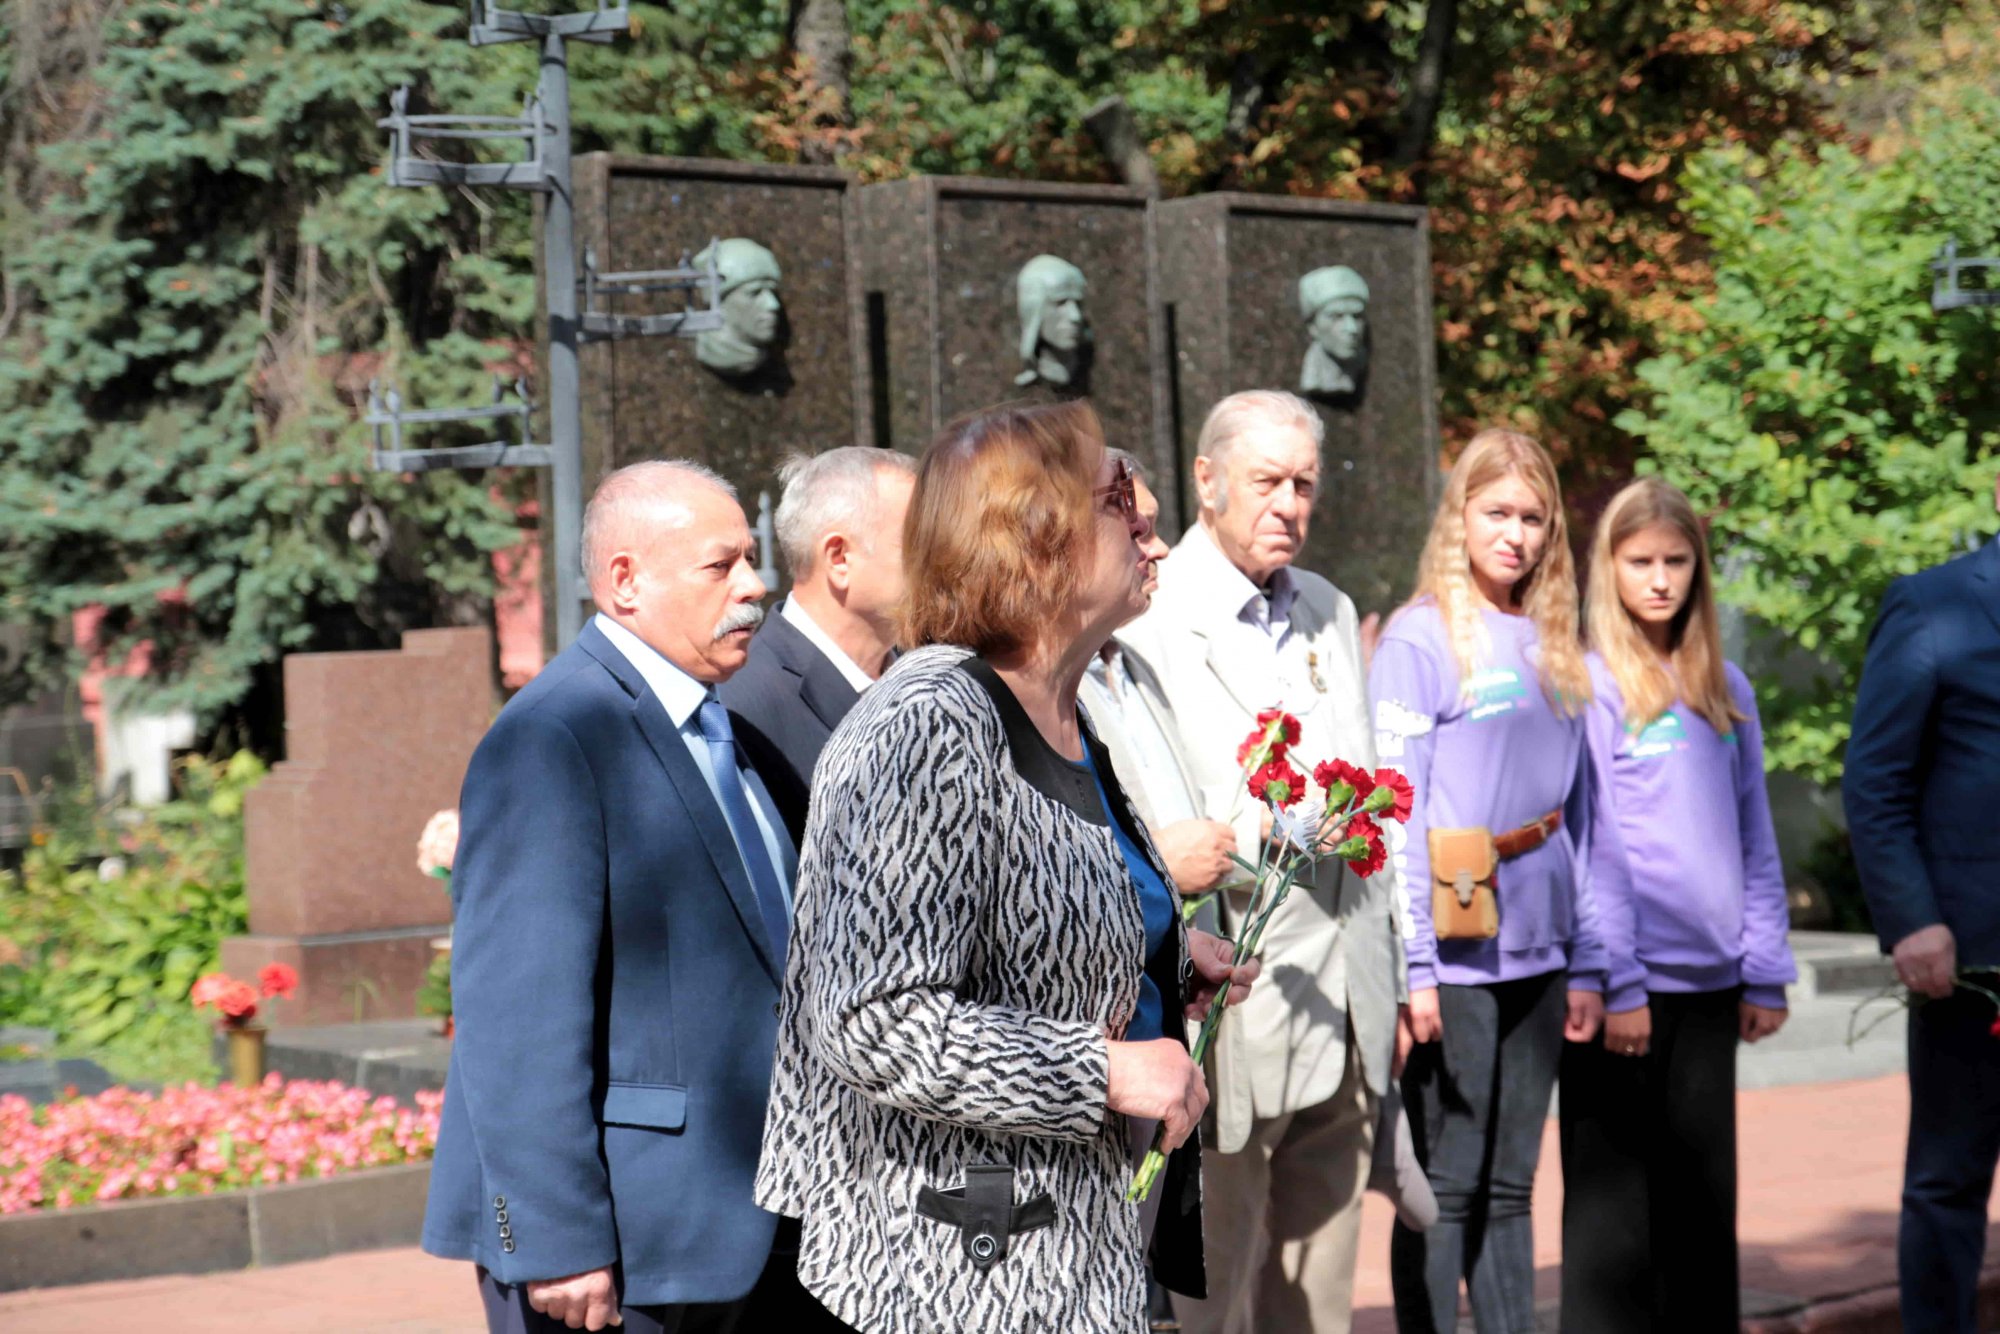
[1393,971,1566,1334]
[1901,984,2000,1334]
[1558,988,1740,1334]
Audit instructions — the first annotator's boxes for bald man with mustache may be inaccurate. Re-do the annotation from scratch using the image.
[423,461,849,1332]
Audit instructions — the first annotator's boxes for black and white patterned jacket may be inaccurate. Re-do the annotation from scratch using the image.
[754,646,1206,1333]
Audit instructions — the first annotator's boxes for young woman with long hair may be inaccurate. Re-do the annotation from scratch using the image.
[1558,477,1796,1332]
[1371,429,1606,1333]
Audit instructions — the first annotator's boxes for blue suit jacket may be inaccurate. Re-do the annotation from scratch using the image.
[421,621,793,1305]
[717,606,861,846]
[1844,537,2000,963]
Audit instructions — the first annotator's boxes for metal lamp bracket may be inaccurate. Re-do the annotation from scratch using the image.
[1932,238,2000,312]
[365,376,552,472]
[578,243,728,342]
[468,0,630,48]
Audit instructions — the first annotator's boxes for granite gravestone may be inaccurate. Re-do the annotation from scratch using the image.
[1156,194,1442,613]
[859,177,1174,523]
[220,628,492,1025]
[564,154,871,496]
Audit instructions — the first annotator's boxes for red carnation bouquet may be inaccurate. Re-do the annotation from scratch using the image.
[1128,707,1412,1201]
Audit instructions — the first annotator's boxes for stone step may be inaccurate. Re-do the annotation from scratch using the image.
[1787,931,1898,999]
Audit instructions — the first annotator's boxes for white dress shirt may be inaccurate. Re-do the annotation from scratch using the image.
[779,597,877,693]
[593,613,792,906]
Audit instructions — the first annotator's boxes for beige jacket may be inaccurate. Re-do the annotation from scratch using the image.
[1120,524,1404,1153]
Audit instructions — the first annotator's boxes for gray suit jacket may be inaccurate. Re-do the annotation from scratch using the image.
[1121,524,1404,1151]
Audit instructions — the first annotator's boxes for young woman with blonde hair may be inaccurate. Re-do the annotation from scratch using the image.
[1371,428,1606,1332]
[1558,476,1796,1332]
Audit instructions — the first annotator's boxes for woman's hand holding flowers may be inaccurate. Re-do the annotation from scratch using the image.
[1107,1039,1209,1152]
[1184,929,1262,1023]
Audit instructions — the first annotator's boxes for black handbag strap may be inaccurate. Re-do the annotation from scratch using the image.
[913,1161,1056,1271]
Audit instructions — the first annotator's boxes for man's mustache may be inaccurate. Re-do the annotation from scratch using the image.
[713,602,766,640]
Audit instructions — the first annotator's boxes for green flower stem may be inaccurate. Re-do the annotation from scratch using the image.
[1129,797,1358,1203]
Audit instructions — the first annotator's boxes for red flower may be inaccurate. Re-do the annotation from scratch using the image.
[1237,734,1274,767]
[1256,708,1302,746]
[1248,758,1307,808]
[1314,759,1374,804]
[1367,768,1415,823]
[216,982,260,1021]
[1989,1016,2000,1040]
[258,963,299,1000]
[1238,709,1301,769]
[1338,814,1387,878]
[190,974,232,1009]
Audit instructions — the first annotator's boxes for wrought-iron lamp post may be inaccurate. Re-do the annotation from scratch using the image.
[367,2,732,648]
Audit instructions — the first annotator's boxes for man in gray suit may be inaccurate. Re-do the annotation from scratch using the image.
[1121,390,1403,1334]
[721,448,915,843]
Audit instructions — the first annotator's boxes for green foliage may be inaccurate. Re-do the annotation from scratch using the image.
[0,752,264,1078]
[0,0,528,723]
[0,0,1981,732]
[415,947,451,1019]
[1620,88,2000,784]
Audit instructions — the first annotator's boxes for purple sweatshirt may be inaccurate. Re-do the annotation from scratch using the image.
[1371,602,1606,992]
[1585,655,1797,1013]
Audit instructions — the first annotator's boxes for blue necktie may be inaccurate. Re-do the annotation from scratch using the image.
[695,696,790,976]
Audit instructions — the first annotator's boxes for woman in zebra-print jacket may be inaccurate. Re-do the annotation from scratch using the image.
[754,401,1253,1334]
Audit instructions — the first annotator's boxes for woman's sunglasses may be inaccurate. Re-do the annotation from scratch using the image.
[1094,458,1138,526]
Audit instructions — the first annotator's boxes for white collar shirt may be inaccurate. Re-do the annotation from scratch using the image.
[592,613,792,906]
[780,596,877,694]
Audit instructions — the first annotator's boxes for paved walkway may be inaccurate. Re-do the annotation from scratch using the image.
[0,1073,1992,1332]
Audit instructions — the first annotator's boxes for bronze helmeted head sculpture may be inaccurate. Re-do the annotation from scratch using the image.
[694,238,784,380]
[1297,265,1370,402]
[1015,254,1092,393]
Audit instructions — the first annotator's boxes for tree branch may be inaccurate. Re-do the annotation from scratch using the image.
[787,0,852,164]
[1084,94,1160,195]
[1392,0,1459,180]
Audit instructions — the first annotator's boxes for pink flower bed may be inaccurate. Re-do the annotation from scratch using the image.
[0,1077,441,1214]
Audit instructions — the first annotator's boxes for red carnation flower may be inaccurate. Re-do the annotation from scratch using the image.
[1314,759,1374,804]
[216,981,260,1021]
[1248,758,1307,808]
[258,963,299,1000]
[1256,708,1302,745]
[1340,814,1388,878]
[190,974,232,1009]
[1367,767,1415,823]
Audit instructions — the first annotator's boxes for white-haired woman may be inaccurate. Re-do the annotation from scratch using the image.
[1370,429,1606,1333]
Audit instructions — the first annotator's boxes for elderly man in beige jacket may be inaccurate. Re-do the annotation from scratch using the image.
[1120,390,1405,1334]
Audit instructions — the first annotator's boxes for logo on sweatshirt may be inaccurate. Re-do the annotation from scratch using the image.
[1464,668,1528,723]
[1626,711,1688,760]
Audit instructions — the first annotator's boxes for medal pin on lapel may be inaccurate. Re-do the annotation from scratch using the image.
[1308,650,1328,694]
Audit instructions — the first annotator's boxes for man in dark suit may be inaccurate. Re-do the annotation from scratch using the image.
[1845,475,2000,1334]
[721,447,915,841]
[423,460,838,1333]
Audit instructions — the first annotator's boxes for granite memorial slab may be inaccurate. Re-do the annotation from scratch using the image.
[221,628,492,1024]
[858,177,1174,526]
[562,154,871,495]
[1156,194,1443,612]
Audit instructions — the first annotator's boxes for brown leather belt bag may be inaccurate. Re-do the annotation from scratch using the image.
[1428,810,1561,941]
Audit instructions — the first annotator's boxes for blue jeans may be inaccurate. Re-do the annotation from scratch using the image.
[1392,971,1565,1334]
